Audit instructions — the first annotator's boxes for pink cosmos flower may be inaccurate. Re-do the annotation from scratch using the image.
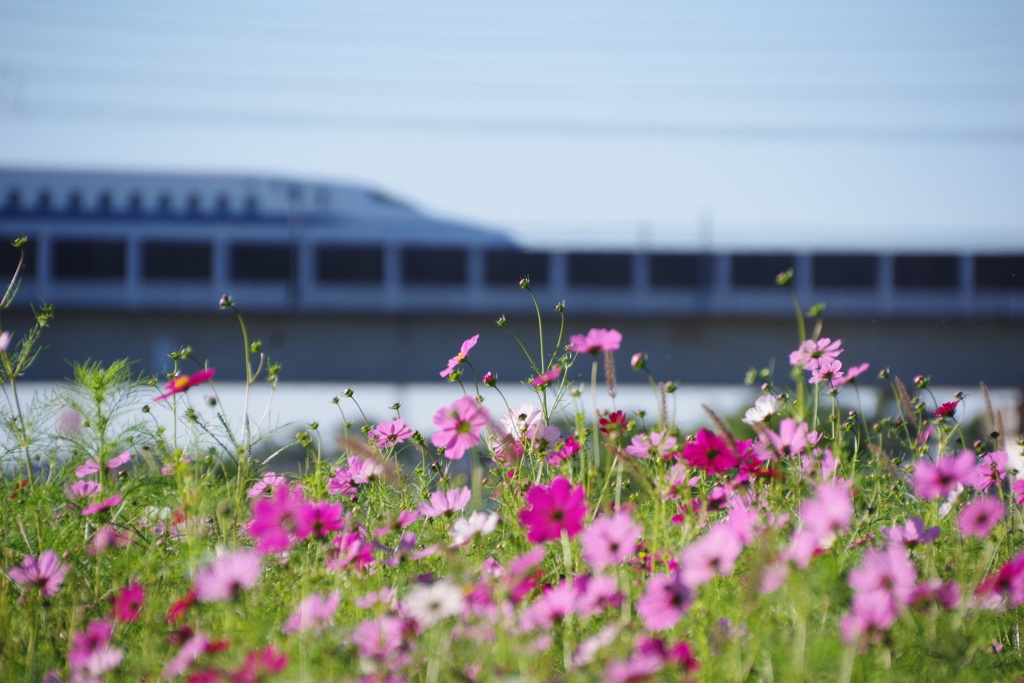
[799,480,853,541]
[848,545,917,609]
[547,435,581,466]
[368,419,415,449]
[681,429,739,473]
[911,579,961,610]
[637,571,693,631]
[975,550,1024,609]
[882,517,940,547]
[580,512,643,571]
[107,450,132,469]
[969,451,1007,491]
[761,418,818,458]
[329,456,385,497]
[678,524,744,588]
[68,619,124,679]
[82,493,123,517]
[440,333,479,377]
[834,361,871,386]
[520,579,578,631]
[162,631,210,680]
[327,531,375,572]
[233,646,288,681]
[519,476,588,543]
[625,430,678,460]
[8,549,69,597]
[246,485,306,553]
[568,328,622,354]
[529,365,562,389]
[1013,479,1024,506]
[841,592,898,644]
[789,337,843,372]
[957,496,1005,539]
[110,580,145,623]
[247,471,288,498]
[282,591,341,634]
[419,486,472,518]
[430,395,489,460]
[809,360,844,385]
[154,368,216,401]
[56,406,83,434]
[351,616,411,666]
[194,549,262,602]
[911,451,977,500]
[66,479,101,499]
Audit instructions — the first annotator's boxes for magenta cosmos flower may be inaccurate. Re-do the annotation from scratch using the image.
[568,328,622,354]
[681,429,739,474]
[440,333,479,377]
[8,549,69,597]
[431,395,489,460]
[519,476,588,543]
[154,368,215,401]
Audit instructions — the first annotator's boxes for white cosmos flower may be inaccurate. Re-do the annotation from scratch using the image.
[402,579,464,628]
[743,395,780,425]
[450,511,499,547]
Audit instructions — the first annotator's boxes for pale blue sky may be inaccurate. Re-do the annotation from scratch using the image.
[1,0,1023,249]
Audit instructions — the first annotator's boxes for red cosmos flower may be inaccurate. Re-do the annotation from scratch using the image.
[599,410,628,440]
[155,368,216,401]
[933,401,958,418]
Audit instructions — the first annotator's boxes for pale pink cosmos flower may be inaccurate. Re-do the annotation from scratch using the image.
[431,395,489,460]
[8,549,69,597]
[678,524,745,588]
[519,476,588,543]
[162,631,210,680]
[882,517,940,547]
[637,571,693,631]
[912,451,977,500]
[440,333,479,377]
[194,549,262,602]
[957,496,1005,539]
[789,337,843,372]
[419,486,472,518]
[568,328,622,354]
[625,430,677,459]
[247,472,288,498]
[0,330,11,351]
[56,406,83,435]
[580,512,643,571]
[368,419,415,449]
[605,653,664,683]
[520,579,578,631]
[450,511,499,547]
[282,591,341,634]
[355,587,397,609]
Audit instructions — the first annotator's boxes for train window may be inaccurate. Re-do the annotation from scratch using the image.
[67,192,82,213]
[4,190,20,213]
[53,240,125,280]
[187,195,202,215]
[731,254,794,287]
[244,196,259,215]
[36,191,51,213]
[128,193,143,214]
[97,193,113,214]
[568,252,631,286]
[143,242,212,280]
[317,246,383,283]
[215,195,231,215]
[812,255,878,289]
[893,255,958,290]
[975,255,1024,290]
[485,249,549,286]
[231,244,292,281]
[158,194,173,215]
[650,253,710,287]
[402,247,466,284]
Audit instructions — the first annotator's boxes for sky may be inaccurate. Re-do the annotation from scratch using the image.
[1,0,1023,250]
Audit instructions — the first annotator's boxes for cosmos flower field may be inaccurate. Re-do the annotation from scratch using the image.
[2,260,1023,682]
